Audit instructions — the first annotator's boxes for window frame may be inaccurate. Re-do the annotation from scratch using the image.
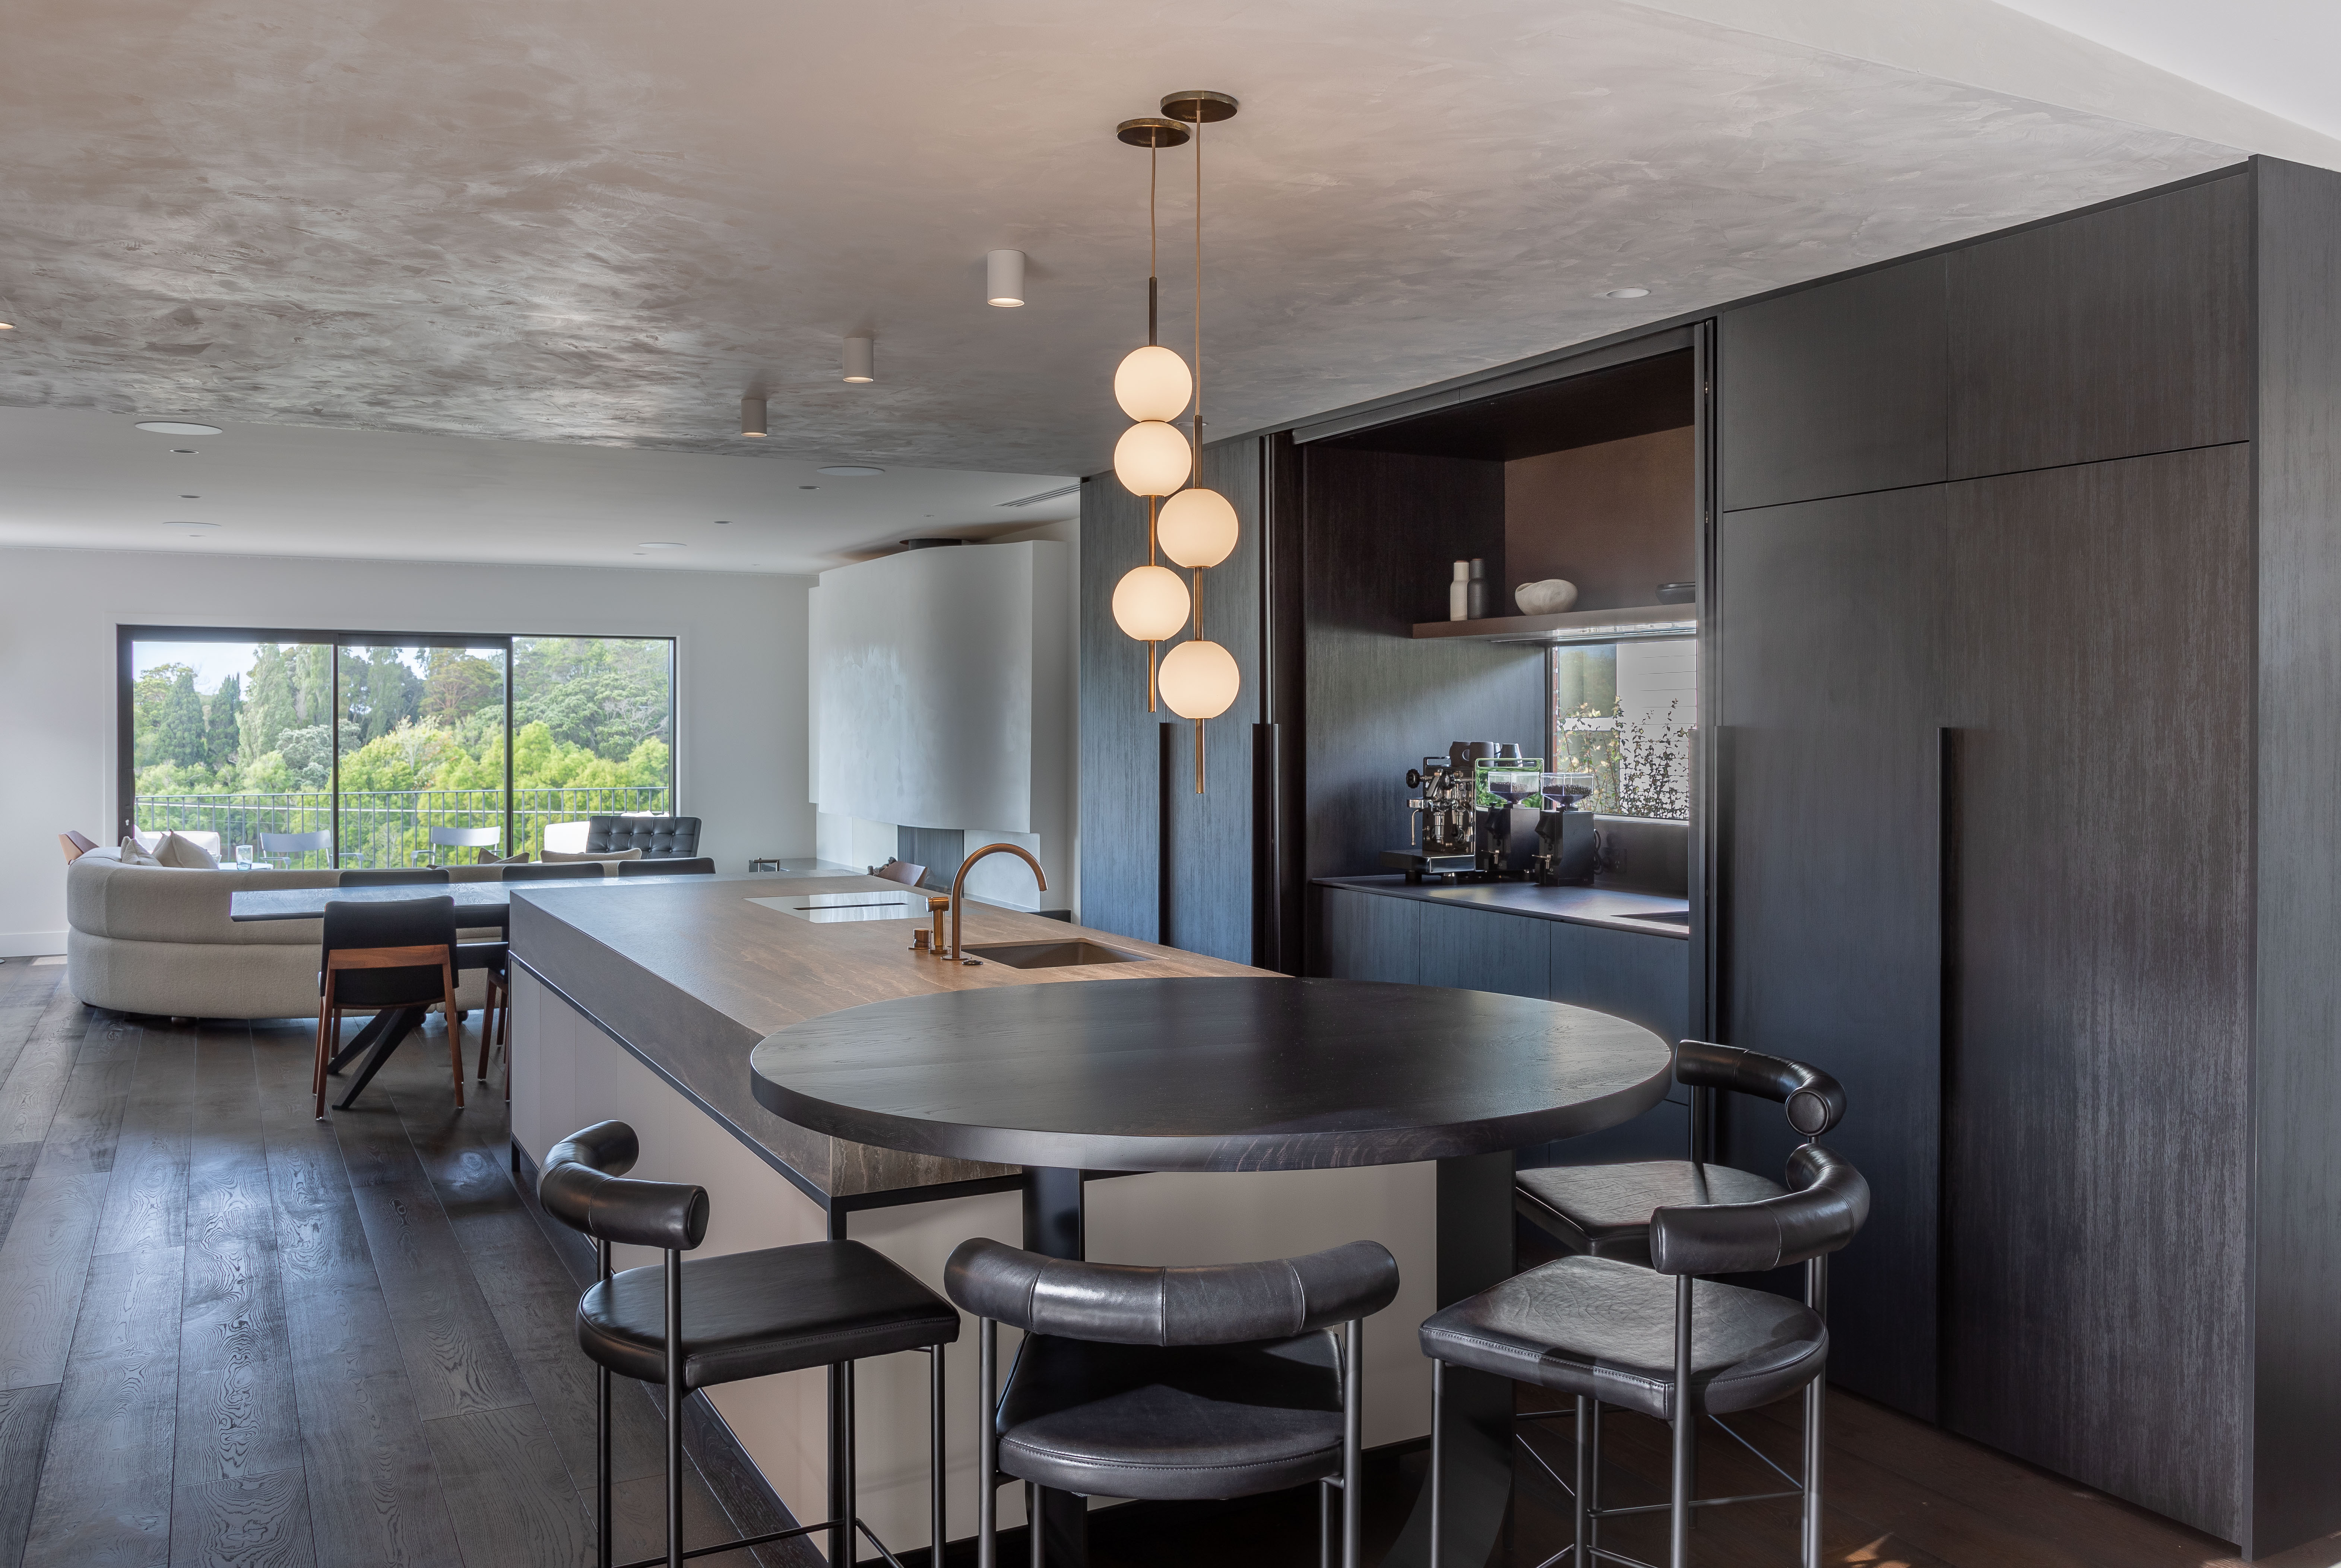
[114,624,678,862]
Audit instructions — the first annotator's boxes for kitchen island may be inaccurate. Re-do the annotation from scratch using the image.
[504,873,1412,1559]
[507,871,1668,1563]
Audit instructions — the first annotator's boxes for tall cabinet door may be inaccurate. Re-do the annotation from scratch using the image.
[1940,445,2252,1540]
[1716,484,1949,1417]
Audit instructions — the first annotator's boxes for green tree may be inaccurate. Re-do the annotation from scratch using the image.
[293,644,332,726]
[423,649,502,724]
[158,666,208,767]
[344,649,421,742]
[133,662,195,769]
[205,673,243,769]
[241,644,300,761]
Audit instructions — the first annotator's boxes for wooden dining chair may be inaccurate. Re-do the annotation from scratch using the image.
[313,896,465,1118]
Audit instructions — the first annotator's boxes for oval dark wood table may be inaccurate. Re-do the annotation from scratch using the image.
[751,975,1673,1568]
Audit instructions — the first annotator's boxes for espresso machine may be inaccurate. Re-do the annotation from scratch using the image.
[1382,742,1598,884]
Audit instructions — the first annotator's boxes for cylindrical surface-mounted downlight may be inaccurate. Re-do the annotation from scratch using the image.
[986,249,1026,307]
[843,336,874,383]
[740,396,767,437]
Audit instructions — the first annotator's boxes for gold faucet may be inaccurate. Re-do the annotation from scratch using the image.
[948,843,1048,964]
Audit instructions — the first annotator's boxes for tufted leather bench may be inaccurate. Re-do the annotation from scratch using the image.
[584,814,701,859]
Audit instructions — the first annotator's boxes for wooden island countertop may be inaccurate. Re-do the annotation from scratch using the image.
[506,872,1264,1202]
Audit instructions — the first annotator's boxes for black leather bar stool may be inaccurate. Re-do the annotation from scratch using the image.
[1514,1040,1846,1263]
[945,1237,1399,1568]
[543,1122,959,1568]
[1421,1144,1869,1568]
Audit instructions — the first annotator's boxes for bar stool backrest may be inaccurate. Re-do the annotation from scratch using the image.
[1648,1143,1869,1277]
[945,1237,1398,1346]
[320,897,461,1010]
[338,868,452,888]
[539,1119,710,1251]
[1674,1039,1846,1140]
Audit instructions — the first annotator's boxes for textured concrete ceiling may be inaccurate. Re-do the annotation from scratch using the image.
[0,0,2253,487]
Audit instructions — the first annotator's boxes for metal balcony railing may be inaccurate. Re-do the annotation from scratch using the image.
[132,786,671,868]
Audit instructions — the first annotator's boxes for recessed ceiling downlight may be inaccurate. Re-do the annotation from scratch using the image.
[1598,287,1651,300]
[817,465,884,477]
[137,420,224,435]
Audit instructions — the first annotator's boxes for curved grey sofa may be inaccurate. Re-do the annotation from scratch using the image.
[66,853,500,1020]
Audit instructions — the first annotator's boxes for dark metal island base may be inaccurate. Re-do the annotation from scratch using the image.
[507,872,1669,1567]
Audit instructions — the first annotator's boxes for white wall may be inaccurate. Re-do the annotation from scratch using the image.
[0,544,814,955]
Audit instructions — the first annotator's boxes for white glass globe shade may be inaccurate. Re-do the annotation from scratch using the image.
[1159,638,1241,720]
[1111,564,1191,642]
[1113,420,1192,497]
[1157,486,1239,568]
[1114,345,1192,422]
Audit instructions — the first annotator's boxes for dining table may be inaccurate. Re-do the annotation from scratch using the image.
[231,871,722,1109]
[749,972,1674,1568]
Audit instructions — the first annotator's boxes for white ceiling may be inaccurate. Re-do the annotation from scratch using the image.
[0,0,2326,571]
[1991,0,2341,143]
[0,406,1075,574]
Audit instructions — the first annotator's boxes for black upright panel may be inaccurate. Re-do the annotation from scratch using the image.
[2248,155,2341,1559]
[1715,482,1950,1417]
[1720,255,1948,512]
[1949,172,2251,479]
[1159,438,1264,963]
[1940,447,2255,1541]
[1300,446,1538,884]
[1077,475,1162,941]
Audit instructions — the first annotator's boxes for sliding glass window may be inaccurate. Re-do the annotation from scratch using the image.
[118,627,675,867]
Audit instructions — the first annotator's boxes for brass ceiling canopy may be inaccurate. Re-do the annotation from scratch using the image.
[1160,89,1239,124]
[1116,117,1190,148]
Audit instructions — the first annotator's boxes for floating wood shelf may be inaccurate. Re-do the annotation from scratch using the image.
[1410,602,1697,645]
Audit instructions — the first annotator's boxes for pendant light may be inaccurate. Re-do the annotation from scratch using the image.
[1158,88,1239,791]
[1107,113,1194,711]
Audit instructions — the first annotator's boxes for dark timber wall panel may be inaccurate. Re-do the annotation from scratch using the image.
[1160,438,1264,964]
[1301,447,1537,882]
[1076,475,1161,941]
[1939,447,2253,1540]
[2246,156,2341,1558]
[1948,174,2251,479]
[1720,256,1948,511]
[1716,483,1950,1417]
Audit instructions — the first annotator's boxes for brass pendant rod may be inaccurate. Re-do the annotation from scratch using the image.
[1148,147,1159,347]
[1148,641,1158,713]
[1192,115,1203,458]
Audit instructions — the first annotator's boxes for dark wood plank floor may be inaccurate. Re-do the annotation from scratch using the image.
[0,953,2331,1568]
[0,956,785,1568]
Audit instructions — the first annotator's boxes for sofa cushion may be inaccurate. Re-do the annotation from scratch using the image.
[155,831,222,869]
[118,836,162,867]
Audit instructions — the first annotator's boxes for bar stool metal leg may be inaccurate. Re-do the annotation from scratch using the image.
[977,1320,997,1568]
[1341,1318,1363,1568]
[1572,1394,1589,1565]
[1427,1357,1444,1568]
[1803,1254,1829,1568]
[1669,1275,1694,1568]
[665,1247,685,1568]
[1319,1476,1334,1568]
[598,1238,613,1568]
[930,1344,947,1566]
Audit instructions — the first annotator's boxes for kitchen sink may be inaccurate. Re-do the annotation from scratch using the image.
[962,940,1143,969]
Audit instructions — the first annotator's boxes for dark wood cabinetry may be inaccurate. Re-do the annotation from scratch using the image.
[1711,158,2341,1554]
[1719,257,1947,511]
[1715,482,1949,1416]
[1948,172,2251,478]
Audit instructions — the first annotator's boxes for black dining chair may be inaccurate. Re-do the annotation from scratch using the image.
[1514,1040,1847,1264]
[617,856,715,877]
[312,895,464,1118]
[945,1236,1400,1568]
[338,866,452,887]
[1421,1144,1870,1568]
[467,861,604,1090]
[542,1122,958,1568]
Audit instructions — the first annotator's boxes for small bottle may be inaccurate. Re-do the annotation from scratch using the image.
[1449,560,1470,621]
[1466,557,1492,620]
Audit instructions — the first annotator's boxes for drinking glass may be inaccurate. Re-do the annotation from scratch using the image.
[235,844,254,870]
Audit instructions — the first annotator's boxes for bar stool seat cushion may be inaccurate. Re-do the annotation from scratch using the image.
[995,1333,1345,1501]
[1419,1256,1825,1421]
[579,1240,958,1391]
[1515,1161,1787,1263]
